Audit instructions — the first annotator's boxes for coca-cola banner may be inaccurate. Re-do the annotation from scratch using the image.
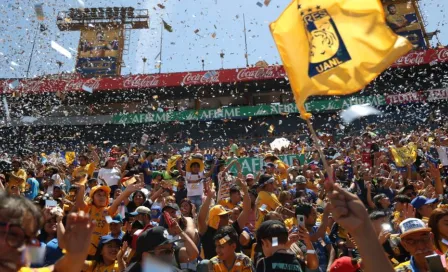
[1,47,447,95]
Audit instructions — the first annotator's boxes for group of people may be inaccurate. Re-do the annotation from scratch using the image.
[1,125,448,272]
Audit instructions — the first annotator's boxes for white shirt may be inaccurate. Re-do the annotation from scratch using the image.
[437,146,448,166]
[98,167,121,187]
[185,171,205,197]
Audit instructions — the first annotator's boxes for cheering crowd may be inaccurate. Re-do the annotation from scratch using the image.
[1,125,448,272]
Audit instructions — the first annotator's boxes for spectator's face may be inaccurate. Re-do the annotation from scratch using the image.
[164,207,177,219]
[246,178,254,187]
[113,189,122,199]
[0,209,38,271]
[109,222,122,235]
[79,157,87,166]
[180,202,191,216]
[388,5,397,15]
[379,196,391,208]
[53,188,62,198]
[418,204,434,218]
[305,207,318,227]
[437,216,448,239]
[44,217,57,235]
[230,192,241,204]
[8,186,20,196]
[215,241,236,261]
[11,162,20,171]
[404,190,417,200]
[401,232,434,258]
[148,243,175,263]
[191,164,200,173]
[101,241,120,263]
[133,193,144,205]
[219,213,230,228]
[93,190,108,207]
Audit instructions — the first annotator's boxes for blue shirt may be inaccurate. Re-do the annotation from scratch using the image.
[141,160,153,185]
[44,238,64,266]
[310,226,331,272]
[24,178,39,200]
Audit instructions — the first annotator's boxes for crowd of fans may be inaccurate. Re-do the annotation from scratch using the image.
[1,125,448,272]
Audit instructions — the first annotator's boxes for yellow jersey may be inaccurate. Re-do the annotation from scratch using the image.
[84,204,116,256]
[219,198,239,210]
[84,260,119,272]
[19,268,52,272]
[209,252,253,272]
[255,191,281,229]
[10,168,27,192]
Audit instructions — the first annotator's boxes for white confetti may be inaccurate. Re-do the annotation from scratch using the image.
[8,80,19,89]
[10,61,19,66]
[78,0,85,7]
[340,104,381,124]
[51,41,72,59]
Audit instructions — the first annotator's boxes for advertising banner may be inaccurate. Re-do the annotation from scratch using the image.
[111,95,386,124]
[76,26,123,76]
[226,154,305,175]
[2,47,448,95]
[383,0,427,49]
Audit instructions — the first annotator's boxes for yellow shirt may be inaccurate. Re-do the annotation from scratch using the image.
[19,268,52,272]
[73,163,97,179]
[84,260,119,272]
[210,252,253,272]
[10,168,27,192]
[255,191,281,229]
[386,14,408,28]
[84,205,116,256]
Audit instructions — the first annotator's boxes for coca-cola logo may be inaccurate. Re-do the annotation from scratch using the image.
[123,75,160,88]
[394,51,426,66]
[436,48,448,62]
[64,78,101,92]
[182,71,220,85]
[236,67,276,80]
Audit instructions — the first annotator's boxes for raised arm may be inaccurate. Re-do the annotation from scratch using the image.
[74,180,87,211]
[309,204,331,242]
[198,188,215,235]
[236,178,251,229]
[109,183,143,215]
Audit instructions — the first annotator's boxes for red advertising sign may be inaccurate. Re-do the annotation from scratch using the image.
[1,47,447,95]
[385,91,425,104]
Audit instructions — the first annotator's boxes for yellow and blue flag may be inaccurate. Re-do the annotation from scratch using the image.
[390,142,417,167]
[270,0,412,119]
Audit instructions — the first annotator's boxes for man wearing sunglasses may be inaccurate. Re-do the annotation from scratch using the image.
[394,218,441,271]
[0,191,94,272]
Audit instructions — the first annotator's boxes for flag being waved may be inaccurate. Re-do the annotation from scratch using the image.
[270,0,412,119]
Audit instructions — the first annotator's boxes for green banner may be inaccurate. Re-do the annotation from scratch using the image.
[112,95,385,124]
[226,154,306,175]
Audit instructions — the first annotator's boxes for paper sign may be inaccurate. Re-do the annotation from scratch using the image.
[45,200,57,208]
[122,177,137,187]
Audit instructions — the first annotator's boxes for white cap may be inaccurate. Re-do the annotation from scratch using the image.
[399,218,431,238]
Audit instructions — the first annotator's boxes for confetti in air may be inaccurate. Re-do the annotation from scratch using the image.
[51,41,72,59]
[340,104,381,124]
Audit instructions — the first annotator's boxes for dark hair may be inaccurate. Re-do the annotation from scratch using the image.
[256,220,288,245]
[0,192,43,235]
[369,211,387,221]
[94,239,121,266]
[373,193,387,209]
[132,191,147,202]
[387,4,396,11]
[394,194,411,204]
[88,178,98,184]
[429,208,448,252]
[295,202,313,217]
[213,226,238,245]
[229,186,240,195]
[131,220,145,230]
[190,162,200,168]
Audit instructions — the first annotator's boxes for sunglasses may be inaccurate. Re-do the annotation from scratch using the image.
[0,222,38,249]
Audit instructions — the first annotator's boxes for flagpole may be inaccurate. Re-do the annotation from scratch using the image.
[159,22,163,74]
[243,13,249,67]
[305,118,333,186]
[26,23,40,78]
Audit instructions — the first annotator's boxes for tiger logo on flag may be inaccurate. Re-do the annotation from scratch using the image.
[303,9,351,77]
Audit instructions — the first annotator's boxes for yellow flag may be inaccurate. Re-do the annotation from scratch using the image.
[270,0,412,119]
[65,151,76,165]
[389,142,417,167]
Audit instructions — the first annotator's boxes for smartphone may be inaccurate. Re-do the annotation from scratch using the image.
[381,223,393,233]
[425,254,445,272]
[45,200,57,208]
[297,215,305,227]
[259,204,267,212]
[163,211,174,228]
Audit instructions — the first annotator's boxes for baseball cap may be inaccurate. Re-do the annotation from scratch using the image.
[100,234,122,245]
[329,257,360,272]
[136,226,180,254]
[256,220,288,242]
[258,174,275,187]
[399,218,431,238]
[246,174,255,180]
[295,175,307,184]
[287,166,301,173]
[265,162,276,169]
[162,203,179,212]
[135,206,151,215]
[411,196,438,210]
[209,205,231,217]
[110,214,123,224]
[89,185,111,199]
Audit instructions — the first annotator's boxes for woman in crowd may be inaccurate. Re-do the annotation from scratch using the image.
[98,157,122,197]
[429,208,448,254]
[82,235,125,272]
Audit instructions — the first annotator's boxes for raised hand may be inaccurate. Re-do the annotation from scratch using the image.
[61,211,95,257]
[402,203,416,220]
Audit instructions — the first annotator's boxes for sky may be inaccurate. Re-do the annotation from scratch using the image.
[0,0,446,79]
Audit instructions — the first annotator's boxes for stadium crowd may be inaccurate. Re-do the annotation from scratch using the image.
[1,125,448,272]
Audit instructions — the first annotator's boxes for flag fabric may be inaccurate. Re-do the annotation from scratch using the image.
[390,143,417,167]
[34,4,45,21]
[270,0,412,119]
[65,151,76,165]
